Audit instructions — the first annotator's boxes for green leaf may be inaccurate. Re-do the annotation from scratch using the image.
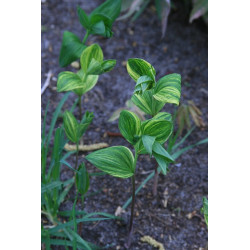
[152,141,174,162]
[87,58,116,75]
[153,73,181,105]
[141,118,173,144]
[86,146,135,178]
[189,0,208,23]
[101,59,116,73]
[77,6,90,29]
[63,111,78,143]
[153,112,172,122]
[131,90,165,116]
[118,110,141,145]
[152,142,174,175]
[59,31,87,67]
[57,72,82,92]
[153,153,167,175]
[90,20,107,37]
[80,44,103,74]
[74,71,99,96]
[90,15,113,37]
[127,58,156,82]
[142,135,155,156]
[134,75,154,94]
[90,0,122,23]
[78,111,94,137]
[76,163,89,196]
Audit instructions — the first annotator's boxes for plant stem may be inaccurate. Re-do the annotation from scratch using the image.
[82,30,89,44]
[78,195,84,236]
[126,151,138,248]
[78,95,82,121]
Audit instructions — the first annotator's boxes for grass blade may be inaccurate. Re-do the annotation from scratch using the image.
[57,179,74,207]
[60,159,81,174]
[41,181,62,194]
[63,228,91,250]
[172,138,208,160]
[171,126,195,152]
[45,92,70,147]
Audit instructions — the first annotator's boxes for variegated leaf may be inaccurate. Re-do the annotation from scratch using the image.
[152,112,172,122]
[127,58,156,82]
[141,118,173,144]
[63,111,79,143]
[87,58,116,75]
[74,70,99,96]
[78,111,94,138]
[57,72,83,92]
[153,73,181,105]
[119,110,141,145]
[131,90,165,116]
[85,146,135,178]
[80,44,104,74]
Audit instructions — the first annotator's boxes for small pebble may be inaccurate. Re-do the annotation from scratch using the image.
[122,60,127,67]
[127,28,134,35]
[71,61,80,69]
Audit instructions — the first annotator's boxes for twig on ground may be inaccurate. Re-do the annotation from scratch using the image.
[64,142,109,152]
[140,235,165,250]
[41,70,53,95]
[107,131,124,137]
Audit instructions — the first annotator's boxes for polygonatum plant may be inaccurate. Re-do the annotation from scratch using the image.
[59,0,122,67]
[85,57,181,248]
[57,43,116,120]
[127,58,181,195]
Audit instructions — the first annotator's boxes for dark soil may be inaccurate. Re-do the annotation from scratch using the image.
[42,0,208,249]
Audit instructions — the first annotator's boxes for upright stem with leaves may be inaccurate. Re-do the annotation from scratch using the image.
[86,57,181,248]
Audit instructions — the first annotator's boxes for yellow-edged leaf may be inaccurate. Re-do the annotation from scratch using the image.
[57,72,83,92]
[85,146,135,178]
[141,118,173,144]
[153,73,181,105]
[119,110,141,145]
[131,90,165,116]
[63,111,79,143]
[127,58,156,82]
[80,44,103,74]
